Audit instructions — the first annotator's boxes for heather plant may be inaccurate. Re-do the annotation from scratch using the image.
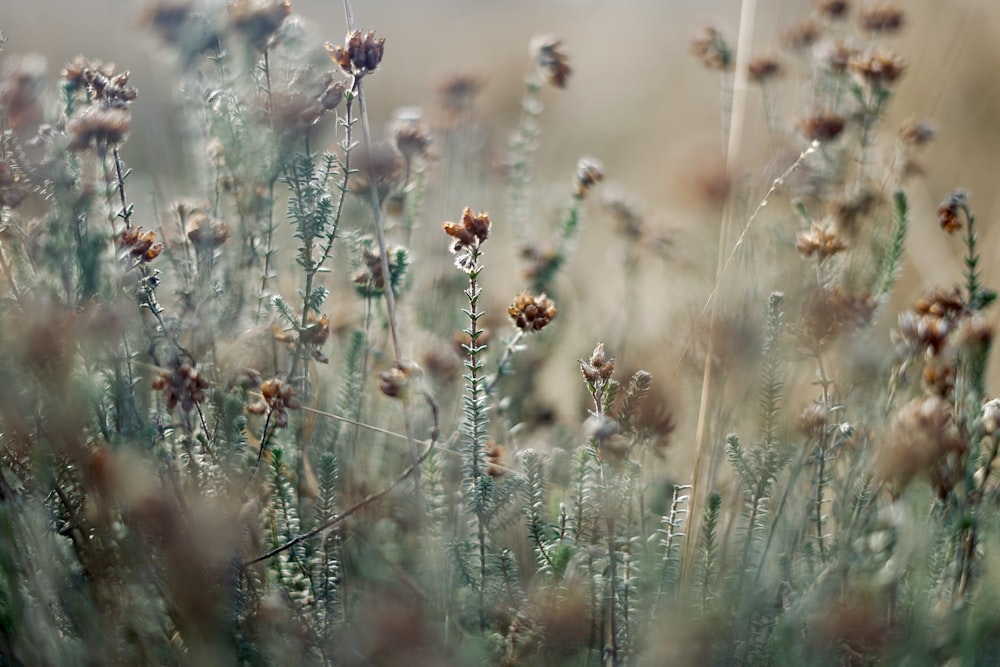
[2,1,1000,666]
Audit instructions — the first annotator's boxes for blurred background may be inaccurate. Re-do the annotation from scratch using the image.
[4,0,1000,466]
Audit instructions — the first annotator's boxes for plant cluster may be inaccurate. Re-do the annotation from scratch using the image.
[0,2,997,666]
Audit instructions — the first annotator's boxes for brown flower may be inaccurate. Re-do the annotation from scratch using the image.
[484,440,506,477]
[248,375,300,427]
[574,156,604,199]
[691,26,732,71]
[580,342,615,384]
[227,0,291,51]
[878,396,966,497]
[391,108,432,162]
[817,0,850,20]
[352,240,407,297]
[799,113,846,142]
[185,212,231,248]
[443,207,491,256]
[748,56,782,83]
[849,49,905,86]
[937,190,968,234]
[120,227,163,262]
[796,222,848,259]
[859,4,904,33]
[782,20,821,51]
[325,30,384,77]
[531,35,571,88]
[508,291,557,333]
[153,359,210,412]
[436,73,483,117]
[67,106,131,152]
[378,359,422,401]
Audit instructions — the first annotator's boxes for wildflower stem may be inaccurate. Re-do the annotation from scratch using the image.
[344,0,423,513]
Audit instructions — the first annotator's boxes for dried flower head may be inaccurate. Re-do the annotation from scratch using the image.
[508,291,557,332]
[796,222,848,260]
[485,440,506,477]
[62,57,137,107]
[574,156,604,198]
[300,312,330,347]
[378,359,422,401]
[748,56,782,83]
[849,49,905,86]
[391,107,431,162]
[691,26,732,71]
[830,188,877,235]
[185,212,231,248]
[603,187,645,240]
[859,4,904,33]
[67,106,131,152]
[800,113,846,142]
[580,342,615,384]
[898,119,935,146]
[915,285,966,321]
[531,35,571,88]
[443,207,491,268]
[1,54,47,131]
[153,359,210,412]
[937,190,968,234]
[821,40,860,74]
[818,0,850,19]
[437,73,483,116]
[325,30,384,77]
[120,227,163,262]
[349,142,404,201]
[799,285,877,348]
[799,403,830,439]
[227,0,291,51]
[782,19,821,51]
[878,396,966,496]
[352,240,408,297]
[247,375,300,427]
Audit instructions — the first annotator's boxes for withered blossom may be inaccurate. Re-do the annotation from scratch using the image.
[378,359,422,401]
[67,106,131,152]
[937,190,968,234]
[796,222,848,260]
[436,73,483,116]
[508,291,557,332]
[153,359,210,412]
[325,30,384,77]
[227,0,291,51]
[748,56,782,83]
[185,212,231,248]
[800,114,846,142]
[120,227,163,262]
[859,4,904,33]
[849,49,905,87]
[247,375,299,427]
[443,207,491,259]
[574,156,604,198]
[531,35,571,88]
[691,26,732,71]
[580,342,615,384]
[782,19,821,51]
[817,0,850,20]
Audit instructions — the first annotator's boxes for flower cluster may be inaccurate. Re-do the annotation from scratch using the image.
[120,227,163,263]
[443,207,490,271]
[247,375,300,427]
[531,35,571,88]
[508,291,557,332]
[325,30,384,77]
[153,360,210,412]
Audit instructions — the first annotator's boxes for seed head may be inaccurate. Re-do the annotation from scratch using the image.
[185,212,231,248]
[748,56,782,84]
[691,26,732,71]
[796,222,848,260]
[443,207,491,268]
[574,156,604,199]
[800,113,846,142]
[120,227,163,262]
[67,106,131,152]
[580,342,615,384]
[248,375,300,427]
[378,359,422,401]
[153,359,210,412]
[859,4,904,33]
[937,190,968,234]
[508,291,557,333]
[531,35,571,88]
[849,49,905,86]
[782,19,821,51]
[817,0,850,20]
[227,0,292,51]
[325,30,384,77]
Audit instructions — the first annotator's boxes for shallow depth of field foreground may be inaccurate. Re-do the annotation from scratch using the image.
[3,0,1000,665]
